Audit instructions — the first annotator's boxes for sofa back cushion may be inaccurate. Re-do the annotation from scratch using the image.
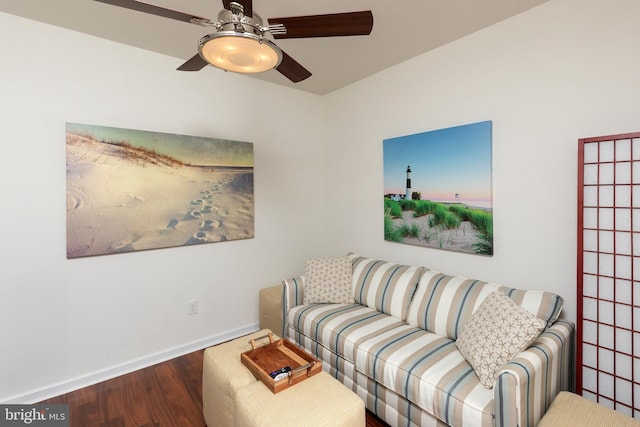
[406,270,564,339]
[351,254,424,321]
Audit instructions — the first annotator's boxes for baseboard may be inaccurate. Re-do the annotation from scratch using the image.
[2,323,260,404]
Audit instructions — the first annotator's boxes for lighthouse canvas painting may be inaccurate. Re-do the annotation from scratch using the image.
[383,121,493,255]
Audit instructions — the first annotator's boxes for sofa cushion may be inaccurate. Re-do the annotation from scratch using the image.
[352,325,494,427]
[288,303,405,364]
[406,270,564,339]
[351,254,424,321]
[303,256,354,304]
[287,302,494,426]
[456,291,546,388]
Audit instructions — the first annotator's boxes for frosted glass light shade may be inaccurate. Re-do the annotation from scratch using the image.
[199,32,282,74]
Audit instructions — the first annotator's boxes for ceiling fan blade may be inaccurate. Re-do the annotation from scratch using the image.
[277,51,312,83]
[94,0,209,23]
[177,54,209,71]
[222,0,252,17]
[268,11,373,39]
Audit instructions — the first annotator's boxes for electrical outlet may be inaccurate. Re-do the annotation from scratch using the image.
[187,300,198,315]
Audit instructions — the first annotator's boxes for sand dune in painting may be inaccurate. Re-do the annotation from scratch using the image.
[66,133,253,258]
[391,211,481,252]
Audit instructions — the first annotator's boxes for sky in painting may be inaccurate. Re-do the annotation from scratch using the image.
[383,121,492,208]
[66,122,253,167]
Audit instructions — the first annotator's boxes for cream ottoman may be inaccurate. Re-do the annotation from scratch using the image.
[203,328,364,427]
[234,371,365,427]
[538,391,640,426]
[202,329,272,427]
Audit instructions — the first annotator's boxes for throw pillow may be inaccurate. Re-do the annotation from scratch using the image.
[456,291,546,388]
[303,256,354,304]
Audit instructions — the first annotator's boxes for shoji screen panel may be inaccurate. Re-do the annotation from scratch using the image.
[577,131,640,420]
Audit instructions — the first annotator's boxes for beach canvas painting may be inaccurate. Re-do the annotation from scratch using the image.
[66,123,254,258]
[383,121,493,255]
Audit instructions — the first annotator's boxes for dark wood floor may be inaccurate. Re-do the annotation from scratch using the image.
[40,348,389,427]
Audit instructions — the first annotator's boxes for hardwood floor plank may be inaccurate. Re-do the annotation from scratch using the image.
[39,348,388,426]
[126,370,153,425]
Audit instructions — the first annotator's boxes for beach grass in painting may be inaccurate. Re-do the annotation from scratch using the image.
[383,121,493,255]
[66,123,254,258]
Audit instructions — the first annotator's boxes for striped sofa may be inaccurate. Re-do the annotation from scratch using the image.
[281,254,574,427]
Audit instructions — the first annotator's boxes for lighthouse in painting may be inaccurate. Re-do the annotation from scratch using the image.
[406,165,412,200]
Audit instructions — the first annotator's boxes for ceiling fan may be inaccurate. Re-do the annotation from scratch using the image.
[94,0,374,83]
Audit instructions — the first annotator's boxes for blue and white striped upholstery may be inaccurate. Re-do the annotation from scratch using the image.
[288,304,405,364]
[281,259,574,427]
[494,319,574,427]
[282,276,305,338]
[288,304,495,426]
[406,270,564,339]
[351,254,424,321]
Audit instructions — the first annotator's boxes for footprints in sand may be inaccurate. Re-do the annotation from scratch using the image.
[183,188,221,222]
[200,219,220,230]
[162,175,252,245]
[184,182,228,244]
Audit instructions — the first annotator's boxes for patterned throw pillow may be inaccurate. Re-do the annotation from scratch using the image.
[456,291,546,388]
[303,256,354,304]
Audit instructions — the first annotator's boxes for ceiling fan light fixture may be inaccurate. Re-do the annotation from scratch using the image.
[199,32,282,74]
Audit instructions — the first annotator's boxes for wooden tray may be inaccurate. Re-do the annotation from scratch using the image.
[240,333,322,393]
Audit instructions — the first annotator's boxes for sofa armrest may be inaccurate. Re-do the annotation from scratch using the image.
[494,319,575,427]
[259,285,283,337]
[281,276,305,338]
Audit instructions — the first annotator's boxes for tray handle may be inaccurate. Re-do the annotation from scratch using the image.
[288,361,316,384]
[248,332,275,350]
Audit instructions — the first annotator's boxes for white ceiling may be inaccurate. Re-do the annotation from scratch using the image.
[0,0,549,94]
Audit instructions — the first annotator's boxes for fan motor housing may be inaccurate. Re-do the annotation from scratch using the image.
[217,8,266,36]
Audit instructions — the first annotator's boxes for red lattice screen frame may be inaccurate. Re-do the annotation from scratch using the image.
[577,131,640,420]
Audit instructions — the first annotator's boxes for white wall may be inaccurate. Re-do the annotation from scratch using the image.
[322,0,640,324]
[0,13,325,402]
